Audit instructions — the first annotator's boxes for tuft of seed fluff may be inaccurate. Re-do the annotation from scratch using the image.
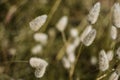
[113,3,120,28]
[29,57,48,78]
[34,66,47,78]
[90,56,97,65]
[73,37,81,48]
[29,14,47,31]
[110,26,117,40]
[33,33,48,45]
[66,43,76,54]
[80,25,92,42]
[88,2,101,24]
[56,16,68,32]
[109,72,119,80]
[66,43,76,63]
[82,29,96,46]
[116,47,120,60]
[116,64,120,76]
[31,44,43,55]
[67,52,75,64]
[99,50,109,71]
[29,57,48,69]
[70,28,78,38]
[107,50,114,61]
[62,57,71,69]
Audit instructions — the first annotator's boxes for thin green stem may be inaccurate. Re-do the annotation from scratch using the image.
[96,74,107,80]
[5,60,28,63]
[40,0,62,32]
[61,31,67,44]
[69,44,83,80]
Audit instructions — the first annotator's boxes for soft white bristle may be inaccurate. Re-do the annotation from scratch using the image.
[110,26,117,40]
[113,3,120,28]
[66,43,76,54]
[99,50,109,71]
[62,57,71,69]
[116,64,120,76]
[56,16,68,32]
[116,47,120,59]
[33,33,48,45]
[29,57,48,78]
[34,67,46,78]
[90,56,97,65]
[31,44,43,55]
[29,14,47,31]
[88,2,101,24]
[29,57,48,68]
[70,28,78,38]
[67,52,75,64]
[109,72,119,80]
[80,25,92,42]
[107,50,114,61]
[82,29,96,46]
[73,37,81,47]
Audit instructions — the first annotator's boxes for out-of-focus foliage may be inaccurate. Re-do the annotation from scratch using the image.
[0,0,120,80]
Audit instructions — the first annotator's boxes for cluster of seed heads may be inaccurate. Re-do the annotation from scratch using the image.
[29,15,48,55]
[62,2,101,69]
[80,2,100,46]
[98,47,120,79]
[107,2,120,80]
[28,1,120,79]
[99,50,110,71]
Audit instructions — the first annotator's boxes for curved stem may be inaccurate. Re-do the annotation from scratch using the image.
[5,60,28,63]
[40,0,62,32]
[69,44,83,80]
[61,31,67,44]
[96,74,107,80]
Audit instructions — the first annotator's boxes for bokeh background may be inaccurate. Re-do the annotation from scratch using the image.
[0,0,120,80]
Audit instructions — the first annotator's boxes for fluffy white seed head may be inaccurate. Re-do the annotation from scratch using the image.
[107,50,114,61]
[80,25,92,42]
[29,57,48,68]
[99,50,109,71]
[67,52,75,64]
[73,37,81,47]
[88,2,101,24]
[82,29,96,46]
[34,66,46,78]
[33,33,48,45]
[116,64,120,76]
[31,44,43,55]
[70,28,78,38]
[90,56,97,65]
[109,72,119,80]
[110,26,117,40]
[66,43,76,54]
[116,47,120,59]
[62,57,71,69]
[56,16,68,32]
[29,14,47,31]
[113,3,120,28]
